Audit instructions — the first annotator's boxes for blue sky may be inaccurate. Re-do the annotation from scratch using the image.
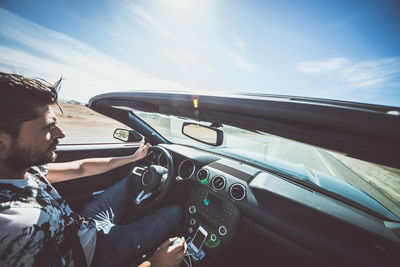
[0,0,399,106]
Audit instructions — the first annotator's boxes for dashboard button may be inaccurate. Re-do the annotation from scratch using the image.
[219,226,227,236]
[189,205,196,214]
[210,234,217,241]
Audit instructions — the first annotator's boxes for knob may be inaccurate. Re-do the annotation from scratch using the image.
[189,205,196,214]
[218,226,227,236]
[188,227,193,234]
[190,218,196,225]
[210,234,217,241]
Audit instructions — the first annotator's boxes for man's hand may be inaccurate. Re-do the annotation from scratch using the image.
[145,237,187,267]
[132,143,152,161]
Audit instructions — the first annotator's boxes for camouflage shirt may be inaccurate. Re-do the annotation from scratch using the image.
[0,166,96,267]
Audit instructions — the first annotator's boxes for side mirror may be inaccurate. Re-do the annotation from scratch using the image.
[182,122,223,146]
[113,128,143,142]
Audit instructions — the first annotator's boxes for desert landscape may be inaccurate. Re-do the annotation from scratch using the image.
[53,101,128,144]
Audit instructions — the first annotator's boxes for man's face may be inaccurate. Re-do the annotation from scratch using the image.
[5,105,65,170]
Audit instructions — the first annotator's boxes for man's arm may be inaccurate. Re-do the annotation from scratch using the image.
[46,143,151,183]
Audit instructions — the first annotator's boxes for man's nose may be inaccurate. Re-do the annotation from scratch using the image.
[52,124,66,139]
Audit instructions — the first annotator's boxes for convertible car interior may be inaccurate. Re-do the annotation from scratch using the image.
[53,92,400,267]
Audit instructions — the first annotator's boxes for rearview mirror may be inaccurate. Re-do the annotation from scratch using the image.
[182,122,223,146]
[113,128,143,142]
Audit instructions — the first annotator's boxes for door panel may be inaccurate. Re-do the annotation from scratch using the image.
[52,144,141,211]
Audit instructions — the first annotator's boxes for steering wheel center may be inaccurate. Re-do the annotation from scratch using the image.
[141,170,154,186]
[141,166,164,191]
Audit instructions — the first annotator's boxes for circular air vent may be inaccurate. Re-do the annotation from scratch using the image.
[178,159,195,180]
[211,175,226,191]
[196,168,209,182]
[158,153,168,167]
[229,183,246,201]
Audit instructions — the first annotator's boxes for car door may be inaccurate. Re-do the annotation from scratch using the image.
[52,143,142,212]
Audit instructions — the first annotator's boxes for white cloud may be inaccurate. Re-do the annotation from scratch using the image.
[134,17,147,27]
[340,58,400,88]
[0,8,188,102]
[179,49,199,63]
[296,57,400,88]
[232,33,248,53]
[126,2,177,40]
[296,58,349,73]
[223,49,257,71]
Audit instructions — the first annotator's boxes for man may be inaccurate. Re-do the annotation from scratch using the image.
[0,72,186,267]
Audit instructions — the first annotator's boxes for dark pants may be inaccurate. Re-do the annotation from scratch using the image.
[80,177,182,267]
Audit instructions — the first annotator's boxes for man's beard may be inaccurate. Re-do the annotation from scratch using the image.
[5,139,58,170]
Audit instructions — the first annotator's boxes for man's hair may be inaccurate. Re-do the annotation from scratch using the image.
[0,72,62,137]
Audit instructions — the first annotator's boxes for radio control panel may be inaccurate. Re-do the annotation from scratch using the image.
[185,185,240,248]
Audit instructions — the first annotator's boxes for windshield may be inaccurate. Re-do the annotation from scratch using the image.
[136,110,400,218]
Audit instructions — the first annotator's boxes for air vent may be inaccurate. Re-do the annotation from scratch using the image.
[196,168,209,182]
[211,176,226,191]
[178,159,195,180]
[229,183,246,201]
[158,153,168,167]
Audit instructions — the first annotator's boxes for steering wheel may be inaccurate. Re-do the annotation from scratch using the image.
[128,146,174,209]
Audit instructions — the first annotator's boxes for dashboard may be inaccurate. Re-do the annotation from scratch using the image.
[146,143,400,267]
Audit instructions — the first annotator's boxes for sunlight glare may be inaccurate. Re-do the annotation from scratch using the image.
[162,0,198,12]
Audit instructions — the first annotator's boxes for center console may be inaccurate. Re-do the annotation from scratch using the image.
[184,185,240,253]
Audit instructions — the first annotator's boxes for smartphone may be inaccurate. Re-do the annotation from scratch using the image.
[189,226,208,254]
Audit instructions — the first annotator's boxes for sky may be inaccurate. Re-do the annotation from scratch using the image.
[0,0,399,106]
